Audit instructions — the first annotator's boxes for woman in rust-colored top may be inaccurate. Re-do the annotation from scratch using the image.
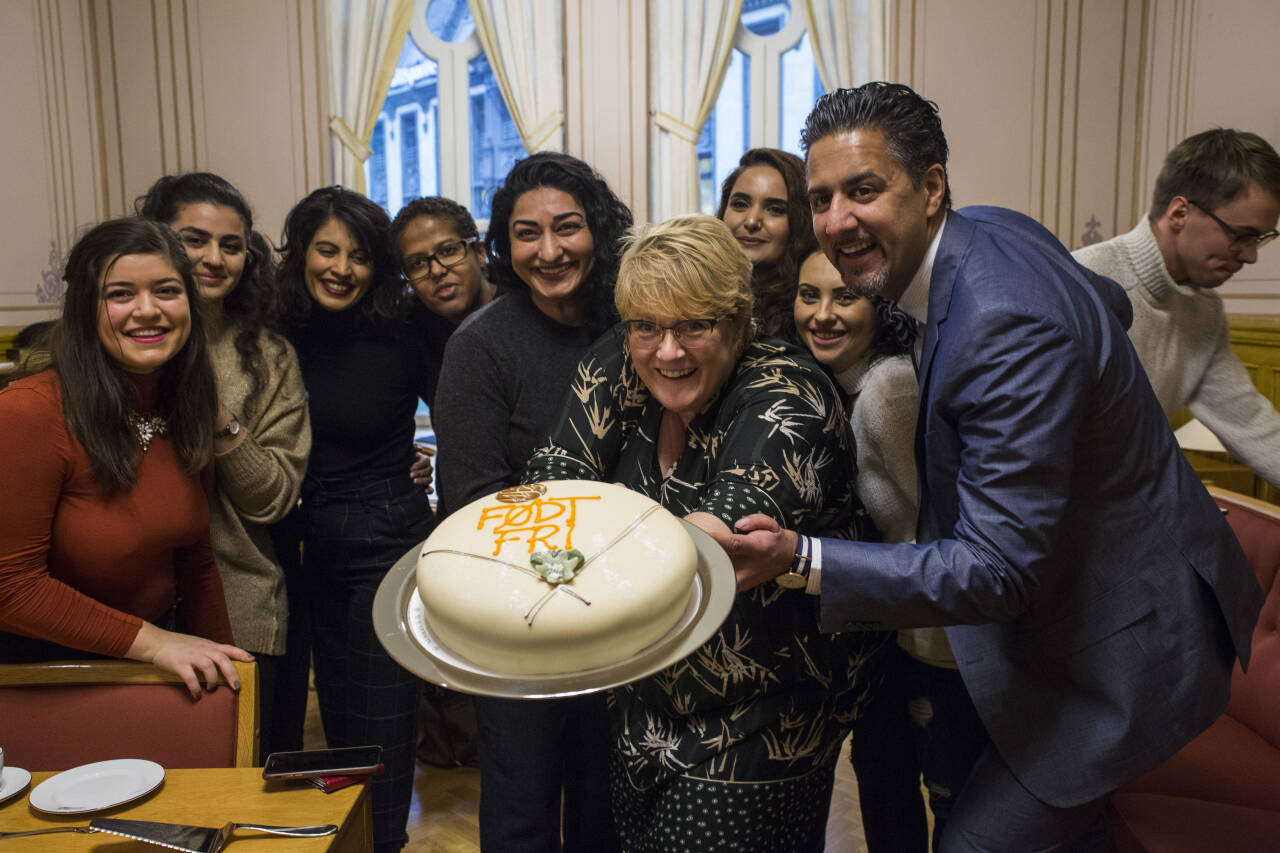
[0,217,250,698]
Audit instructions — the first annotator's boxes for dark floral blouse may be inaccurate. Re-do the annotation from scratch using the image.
[523,329,889,789]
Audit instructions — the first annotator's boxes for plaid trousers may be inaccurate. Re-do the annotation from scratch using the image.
[301,474,434,853]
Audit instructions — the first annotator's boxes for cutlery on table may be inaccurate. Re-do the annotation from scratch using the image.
[90,817,338,852]
[0,825,97,839]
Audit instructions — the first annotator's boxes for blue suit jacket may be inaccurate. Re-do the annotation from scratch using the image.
[821,207,1263,807]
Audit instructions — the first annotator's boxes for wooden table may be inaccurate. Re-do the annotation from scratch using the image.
[0,768,370,851]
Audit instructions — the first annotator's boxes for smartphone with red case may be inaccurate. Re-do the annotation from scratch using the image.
[262,746,383,780]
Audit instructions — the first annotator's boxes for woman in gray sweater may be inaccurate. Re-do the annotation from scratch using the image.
[433,152,631,853]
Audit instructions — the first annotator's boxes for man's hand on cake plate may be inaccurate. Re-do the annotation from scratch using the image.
[708,514,796,592]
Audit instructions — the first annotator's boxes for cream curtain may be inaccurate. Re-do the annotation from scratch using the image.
[327,0,414,193]
[469,0,565,153]
[801,0,891,91]
[648,0,743,222]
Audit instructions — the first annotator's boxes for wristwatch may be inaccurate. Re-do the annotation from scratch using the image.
[215,415,241,440]
[775,534,812,589]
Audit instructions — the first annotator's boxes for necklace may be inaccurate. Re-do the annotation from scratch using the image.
[128,412,168,452]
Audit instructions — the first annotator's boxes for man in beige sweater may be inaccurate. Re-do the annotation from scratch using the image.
[1074,129,1280,488]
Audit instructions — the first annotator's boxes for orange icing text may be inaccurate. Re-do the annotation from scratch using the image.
[477,496,602,556]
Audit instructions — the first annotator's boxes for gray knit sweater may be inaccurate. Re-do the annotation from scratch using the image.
[433,290,596,511]
[1074,218,1280,489]
[209,325,310,654]
[838,354,954,668]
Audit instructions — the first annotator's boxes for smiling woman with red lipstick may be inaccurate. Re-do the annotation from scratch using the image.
[432,152,632,853]
[0,217,252,698]
[716,148,819,337]
[137,172,310,759]
[276,186,439,853]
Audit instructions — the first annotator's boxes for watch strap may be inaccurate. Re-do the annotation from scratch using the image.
[775,533,812,589]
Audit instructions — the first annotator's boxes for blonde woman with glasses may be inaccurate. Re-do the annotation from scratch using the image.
[523,215,888,853]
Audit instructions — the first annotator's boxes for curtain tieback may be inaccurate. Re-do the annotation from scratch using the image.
[651,109,701,143]
[329,116,372,161]
[525,110,565,152]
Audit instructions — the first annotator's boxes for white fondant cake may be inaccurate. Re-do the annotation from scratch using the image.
[416,480,698,676]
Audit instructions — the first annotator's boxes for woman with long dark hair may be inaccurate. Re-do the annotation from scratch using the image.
[276,186,436,853]
[0,217,251,698]
[136,172,310,757]
[432,152,632,852]
[716,148,818,338]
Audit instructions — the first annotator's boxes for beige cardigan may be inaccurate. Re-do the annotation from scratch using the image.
[208,325,310,655]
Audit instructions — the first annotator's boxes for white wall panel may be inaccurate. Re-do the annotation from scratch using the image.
[0,0,327,331]
[6,0,1280,330]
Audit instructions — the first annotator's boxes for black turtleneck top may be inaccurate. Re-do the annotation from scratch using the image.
[289,303,440,485]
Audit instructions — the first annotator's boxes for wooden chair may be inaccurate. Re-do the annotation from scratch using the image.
[0,659,258,771]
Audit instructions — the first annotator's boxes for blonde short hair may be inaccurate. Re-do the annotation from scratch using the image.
[615,215,754,326]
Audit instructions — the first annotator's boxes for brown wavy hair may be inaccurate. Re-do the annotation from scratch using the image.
[50,217,217,495]
[715,148,818,338]
[135,172,285,421]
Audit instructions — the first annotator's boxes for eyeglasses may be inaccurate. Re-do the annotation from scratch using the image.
[402,238,478,282]
[1188,200,1279,249]
[623,317,723,348]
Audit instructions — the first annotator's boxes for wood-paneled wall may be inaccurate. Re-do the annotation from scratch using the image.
[1216,315,1280,503]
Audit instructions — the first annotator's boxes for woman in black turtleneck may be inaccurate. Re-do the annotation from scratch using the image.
[276,186,438,853]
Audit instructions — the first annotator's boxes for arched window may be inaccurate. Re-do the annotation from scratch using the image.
[697,0,825,212]
[364,0,527,222]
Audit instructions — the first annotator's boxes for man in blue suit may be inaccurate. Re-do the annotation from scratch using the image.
[714,83,1263,850]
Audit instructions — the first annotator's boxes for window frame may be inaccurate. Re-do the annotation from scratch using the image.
[734,7,810,150]
[405,6,483,214]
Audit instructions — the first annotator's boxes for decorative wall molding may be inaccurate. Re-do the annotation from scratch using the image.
[885,0,1203,253]
[889,0,920,89]
[1029,0,1084,244]
[3,0,329,328]
[35,1,106,266]
[1131,0,1196,231]
[4,0,1278,326]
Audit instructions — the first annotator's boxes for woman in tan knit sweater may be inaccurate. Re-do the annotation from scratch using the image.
[138,173,311,759]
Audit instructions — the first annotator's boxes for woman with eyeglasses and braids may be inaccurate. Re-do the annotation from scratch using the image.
[136,173,310,760]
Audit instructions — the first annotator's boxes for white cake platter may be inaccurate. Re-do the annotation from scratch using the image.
[373,520,735,698]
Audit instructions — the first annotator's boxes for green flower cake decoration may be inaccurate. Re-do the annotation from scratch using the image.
[530,548,585,585]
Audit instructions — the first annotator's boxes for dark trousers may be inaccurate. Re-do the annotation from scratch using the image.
[302,475,434,853]
[475,693,619,853]
[266,508,310,756]
[850,643,988,852]
[940,746,1115,852]
[251,652,286,762]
